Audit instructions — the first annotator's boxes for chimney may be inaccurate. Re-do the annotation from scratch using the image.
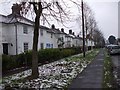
[61,28,64,32]
[11,3,22,15]
[51,24,55,29]
[69,30,72,34]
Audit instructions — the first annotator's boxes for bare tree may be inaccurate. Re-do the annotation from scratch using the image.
[13,0,72,79]
[87,16,97,49]
[76,1,105,49]
[93,27,105,48]
[83,3,94,49]
[76,1,96,51]
[80,2,105,49]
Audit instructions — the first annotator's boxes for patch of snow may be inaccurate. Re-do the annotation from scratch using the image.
[1,50,98,89]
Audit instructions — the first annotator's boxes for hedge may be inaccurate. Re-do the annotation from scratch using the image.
[2,47,82,72]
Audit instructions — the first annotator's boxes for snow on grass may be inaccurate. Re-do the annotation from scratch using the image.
[1,49,99,89]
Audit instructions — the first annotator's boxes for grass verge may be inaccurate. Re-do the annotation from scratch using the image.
[103,49,113,88]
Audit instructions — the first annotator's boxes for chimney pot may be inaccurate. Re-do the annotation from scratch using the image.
[69,30,72,34]
[61,28,64,32]
[51,24,55,29]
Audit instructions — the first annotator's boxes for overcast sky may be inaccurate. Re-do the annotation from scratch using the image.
[86,0,119,40]
[0,0,119,39]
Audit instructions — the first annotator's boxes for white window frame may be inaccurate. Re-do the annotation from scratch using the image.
[24,42,29,52]
[41,43,44,49]
[23,25,28,34]
[51,33,53,38]
[40,29,43,36]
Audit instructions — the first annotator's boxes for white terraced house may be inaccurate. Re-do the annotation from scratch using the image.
[0,13,60,55]
[0,13,87,55]
[0,5,95,55]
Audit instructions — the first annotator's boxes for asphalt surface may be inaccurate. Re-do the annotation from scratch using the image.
[68,49,104,89]
[111,54,120,88]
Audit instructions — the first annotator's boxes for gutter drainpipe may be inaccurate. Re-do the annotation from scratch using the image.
[14,23,18,55]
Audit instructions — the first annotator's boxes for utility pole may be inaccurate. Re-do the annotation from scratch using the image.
[81,0,85,57]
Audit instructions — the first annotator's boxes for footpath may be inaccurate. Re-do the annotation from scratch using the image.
[68,49,105,89]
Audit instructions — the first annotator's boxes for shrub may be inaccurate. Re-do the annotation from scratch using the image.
[2,55,16,71]
[24,51,32,66]
[16,53,26,67]
[72,47,82,54]
[38,48,61,63]
[2,47,82,72]
[60,49,74,58]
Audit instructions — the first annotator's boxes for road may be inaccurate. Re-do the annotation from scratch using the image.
[111,54,120,88]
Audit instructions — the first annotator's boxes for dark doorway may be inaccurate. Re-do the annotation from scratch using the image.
[3,43,8,55]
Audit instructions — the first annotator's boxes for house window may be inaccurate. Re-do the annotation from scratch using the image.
[46,43,49,48]
[76,41,77,46]
[3,43,8,55]
[40,29,43,36]
[51,34,53,38]
[24,43,28,52]
[46,43,50,48]
[41,43,44,49]
[51,44,53,48]
[61,37,64,41]
[23,25,28,34]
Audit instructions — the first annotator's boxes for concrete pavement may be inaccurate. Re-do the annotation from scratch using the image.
[68,49,105,89]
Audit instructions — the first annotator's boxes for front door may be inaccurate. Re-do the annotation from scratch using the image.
[3,43,8,55]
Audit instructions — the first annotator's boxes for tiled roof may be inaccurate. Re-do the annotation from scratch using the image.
[0,14,52,31]
[74,36,83,39]
[0,13,81,39]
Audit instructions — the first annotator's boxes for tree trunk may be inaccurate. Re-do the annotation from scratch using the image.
[81,0,85,57]
[85,20,88,51]
[32,16,40,78]
[91,29,93,50]
[30,2,42,79]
